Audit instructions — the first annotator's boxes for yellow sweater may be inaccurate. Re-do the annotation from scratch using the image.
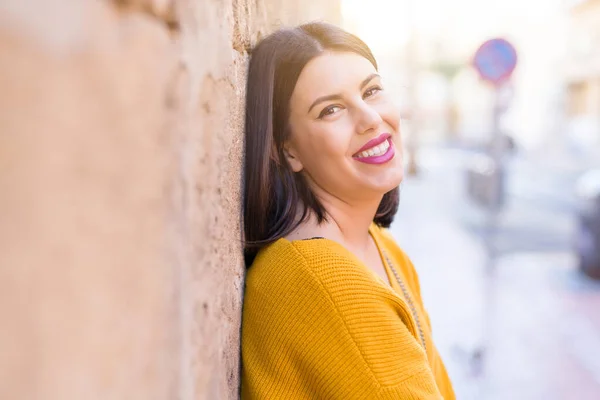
[241,224,455,399]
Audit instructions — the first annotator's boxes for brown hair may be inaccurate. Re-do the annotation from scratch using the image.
[243,22,399,265]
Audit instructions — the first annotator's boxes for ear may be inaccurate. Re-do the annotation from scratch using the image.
[283,142,304,173]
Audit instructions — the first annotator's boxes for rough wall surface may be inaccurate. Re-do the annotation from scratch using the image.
[0,0,338,399]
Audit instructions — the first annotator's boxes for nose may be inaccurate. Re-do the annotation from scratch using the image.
[354,103,383,135]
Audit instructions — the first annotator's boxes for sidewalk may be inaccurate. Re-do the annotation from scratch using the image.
[389,146,600,400]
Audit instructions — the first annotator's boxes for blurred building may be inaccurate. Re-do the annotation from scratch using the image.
[564,0,600,153]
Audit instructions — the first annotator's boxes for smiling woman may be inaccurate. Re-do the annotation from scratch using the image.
[241,22,455,399]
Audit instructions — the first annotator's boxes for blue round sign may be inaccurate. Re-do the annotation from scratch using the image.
[473,38,517,85]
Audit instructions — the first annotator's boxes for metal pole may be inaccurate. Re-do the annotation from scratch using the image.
[485,86,504,257]
[475,85,506,394]
[469,85,506,391]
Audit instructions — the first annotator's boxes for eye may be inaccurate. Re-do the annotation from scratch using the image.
[318,105,342,119]
[363,85,383,99]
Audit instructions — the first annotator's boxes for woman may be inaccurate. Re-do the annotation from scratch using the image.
[241,22,455,399]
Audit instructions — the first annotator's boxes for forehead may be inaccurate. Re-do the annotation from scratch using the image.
[292,52,377,105]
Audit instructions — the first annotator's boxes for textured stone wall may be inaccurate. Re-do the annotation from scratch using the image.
[0,0,338,399]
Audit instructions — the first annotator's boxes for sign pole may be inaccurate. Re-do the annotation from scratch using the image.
[468,38,517,385]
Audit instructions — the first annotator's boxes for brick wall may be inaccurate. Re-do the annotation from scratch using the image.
[0,0,339,399]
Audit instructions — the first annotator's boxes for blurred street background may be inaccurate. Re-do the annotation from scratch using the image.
[392,146,600,400]
[341,0,600,398]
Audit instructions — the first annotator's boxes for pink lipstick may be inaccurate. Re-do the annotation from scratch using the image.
[352,133,395,165]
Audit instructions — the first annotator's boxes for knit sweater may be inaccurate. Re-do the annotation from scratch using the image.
[241,223,455,399]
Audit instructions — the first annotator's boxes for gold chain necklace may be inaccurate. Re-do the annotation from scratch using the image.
[381,249,428,354]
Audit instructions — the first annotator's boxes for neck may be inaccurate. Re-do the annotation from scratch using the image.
[311,187,382,256]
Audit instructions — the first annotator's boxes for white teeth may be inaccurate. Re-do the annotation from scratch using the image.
[356,139,390,158]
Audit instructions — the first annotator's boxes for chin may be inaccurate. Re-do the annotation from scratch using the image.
[384,164,404,188]
[373,175,404,195]
[351,161,404,194]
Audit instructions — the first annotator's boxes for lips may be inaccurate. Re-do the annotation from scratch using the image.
[353,133,392,157]
[353,139,395,165]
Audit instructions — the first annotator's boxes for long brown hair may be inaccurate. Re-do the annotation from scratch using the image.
[243,22,399,265]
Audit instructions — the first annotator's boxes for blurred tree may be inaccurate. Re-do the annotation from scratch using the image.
[429,60,465,140]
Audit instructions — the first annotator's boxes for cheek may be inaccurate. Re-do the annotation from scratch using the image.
[304,123,353,159]
[380,102,401,133]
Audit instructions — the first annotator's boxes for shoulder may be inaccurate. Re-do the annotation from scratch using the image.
[244,237,409,341]
[246,237,377,296]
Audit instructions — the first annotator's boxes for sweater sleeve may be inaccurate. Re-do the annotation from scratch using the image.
[241,241,443,400]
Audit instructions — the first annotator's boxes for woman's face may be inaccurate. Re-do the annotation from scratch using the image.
[285,51,403,205]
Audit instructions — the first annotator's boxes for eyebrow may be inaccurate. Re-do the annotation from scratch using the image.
[307,73,380,114]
